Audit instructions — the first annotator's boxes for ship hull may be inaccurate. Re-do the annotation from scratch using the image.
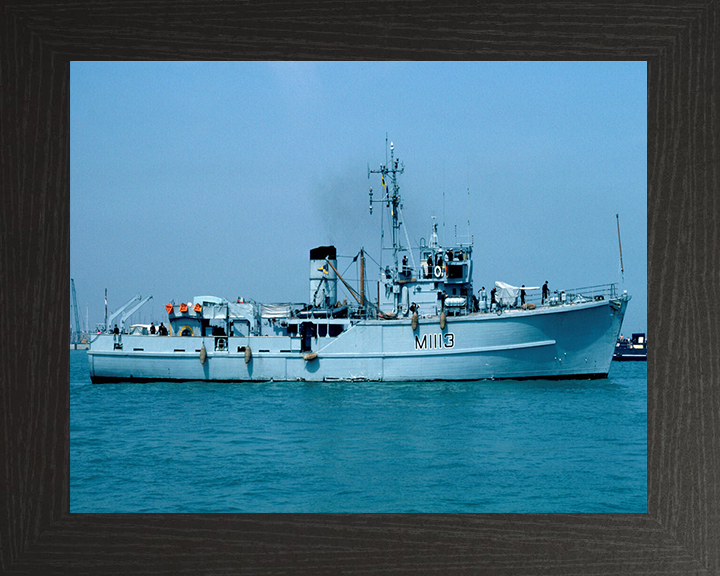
[88,296,629,383]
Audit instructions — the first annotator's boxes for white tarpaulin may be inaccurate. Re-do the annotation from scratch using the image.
[228,302,257,320]
[202,303,228,320]
[191,296,259,321]
[194,295,225,306]
[261,303,304,319]
[191,296,227,320]
[494,282,540,307]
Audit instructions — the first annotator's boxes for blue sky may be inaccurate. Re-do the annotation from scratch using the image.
[71,61,646,333]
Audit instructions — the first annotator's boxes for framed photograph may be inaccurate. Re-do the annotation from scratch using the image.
[2,2,715,574]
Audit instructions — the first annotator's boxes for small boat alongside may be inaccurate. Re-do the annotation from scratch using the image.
[613,333,647,361]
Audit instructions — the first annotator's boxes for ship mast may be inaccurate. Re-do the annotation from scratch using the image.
[368,141,405,279]
[616,213,625,283]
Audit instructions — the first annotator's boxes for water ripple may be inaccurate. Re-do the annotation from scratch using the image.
[71,351,646,512]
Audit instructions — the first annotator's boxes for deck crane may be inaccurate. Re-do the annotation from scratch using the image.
[71,279,81,344]
[106,294,141,331]
[120,295,153,331]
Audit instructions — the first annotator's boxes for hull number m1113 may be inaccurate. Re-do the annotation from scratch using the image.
[414,333,455,350]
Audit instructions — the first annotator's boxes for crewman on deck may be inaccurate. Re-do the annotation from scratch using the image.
[113,324,119,335]
[150,322,156,334]
[542,281,549,304]
[520,285,526,306]
[490,287,497,311]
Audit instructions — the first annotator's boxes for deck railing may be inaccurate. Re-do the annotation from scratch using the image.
[561,283,619,303]
[481,283,620,312]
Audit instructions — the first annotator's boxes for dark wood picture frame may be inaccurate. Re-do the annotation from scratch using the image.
[2,2,717,574]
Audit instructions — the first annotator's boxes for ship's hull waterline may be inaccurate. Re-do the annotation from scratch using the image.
[88,297,628,383]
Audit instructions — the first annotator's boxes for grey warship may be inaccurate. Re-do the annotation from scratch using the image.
[88,143,630,383]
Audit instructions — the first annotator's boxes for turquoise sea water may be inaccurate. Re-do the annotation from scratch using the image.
[70,350,646,512]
